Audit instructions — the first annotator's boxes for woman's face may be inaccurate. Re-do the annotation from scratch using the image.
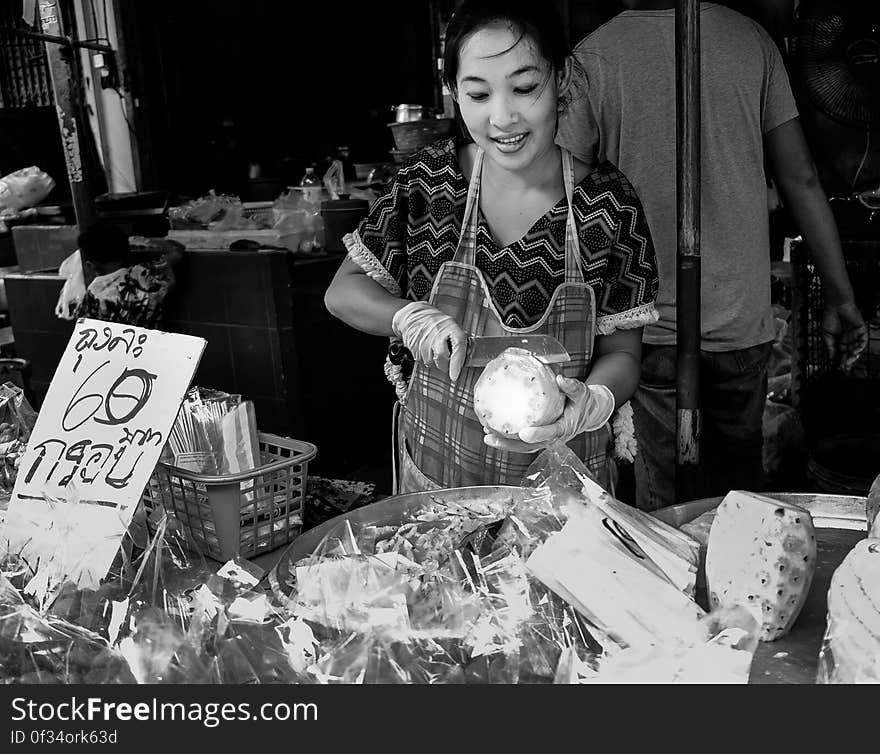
[455,23,562,173]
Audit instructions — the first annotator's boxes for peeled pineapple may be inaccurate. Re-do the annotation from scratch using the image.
[473,348,565,439]
[868,473,879,537]
[705,491,817,642]
[824,538,880,683]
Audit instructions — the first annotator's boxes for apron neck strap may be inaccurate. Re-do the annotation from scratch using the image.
[454,146,584,283]
[453,147,484,266]
[561,149,584,284]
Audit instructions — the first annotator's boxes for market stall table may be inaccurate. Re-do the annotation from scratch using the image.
[269,489,868,684]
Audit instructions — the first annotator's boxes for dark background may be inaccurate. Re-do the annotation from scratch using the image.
[0,0,848,201]
[119,0,440,195]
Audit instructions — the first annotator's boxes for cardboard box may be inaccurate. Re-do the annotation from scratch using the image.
[11,225,78,272]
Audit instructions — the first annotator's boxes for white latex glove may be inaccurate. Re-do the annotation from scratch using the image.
[484,376,615,454]
[822,301,867,373]
[391,301,468,382]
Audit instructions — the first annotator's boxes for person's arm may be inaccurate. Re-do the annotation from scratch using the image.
[324,171,410,336]
[585,328,642,406]
[323,170,469,380]
[765,118,852,305]
[765,117,867,369]
[324,257,408,337]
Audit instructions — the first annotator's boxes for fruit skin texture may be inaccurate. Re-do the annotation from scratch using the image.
[823,538,880,683]
[868,473,880,536]
[472,347,565,440]
[705,491,817,642]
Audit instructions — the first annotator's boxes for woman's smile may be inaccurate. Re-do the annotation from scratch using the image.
[490,132,530,153]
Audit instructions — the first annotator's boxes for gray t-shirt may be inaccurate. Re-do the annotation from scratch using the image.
[557,3,799,350]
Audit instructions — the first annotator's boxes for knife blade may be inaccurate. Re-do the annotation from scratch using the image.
[465,334,571,367]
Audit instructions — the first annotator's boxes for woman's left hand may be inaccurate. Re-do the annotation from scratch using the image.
[483,376,616,454]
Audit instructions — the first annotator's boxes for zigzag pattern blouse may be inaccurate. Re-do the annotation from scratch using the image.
[344,138,659,333]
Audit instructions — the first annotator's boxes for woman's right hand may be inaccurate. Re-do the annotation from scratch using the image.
[392,301,469,381]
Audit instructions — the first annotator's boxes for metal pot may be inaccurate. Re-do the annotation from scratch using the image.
[391,103,423,123]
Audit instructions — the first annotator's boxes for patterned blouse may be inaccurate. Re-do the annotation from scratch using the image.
[76,260,175,329]
[345,138,659,334]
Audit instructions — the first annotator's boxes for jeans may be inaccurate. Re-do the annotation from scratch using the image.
[632,341,772,511]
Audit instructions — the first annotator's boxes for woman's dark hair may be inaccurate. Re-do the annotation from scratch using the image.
[442,0,570,92]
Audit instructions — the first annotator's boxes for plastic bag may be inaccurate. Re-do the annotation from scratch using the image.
[168,191,241,229]
[557,605,760,684]
[272,189,324,253]
[213,622,314,684]
[0,574,137,684]
[165,386,242,474]
[309,630,471,684]
[54,250,86,320]
[0,166,55,211]
[295,504,591,684]
[123,507,214,630]
[527,502,705,652]
[117,606,217,684]
[519,443,699,593]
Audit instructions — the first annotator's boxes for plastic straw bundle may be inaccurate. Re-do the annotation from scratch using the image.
[166,388,243,474]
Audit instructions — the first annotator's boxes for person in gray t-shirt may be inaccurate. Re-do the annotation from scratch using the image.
[557,0,867,510]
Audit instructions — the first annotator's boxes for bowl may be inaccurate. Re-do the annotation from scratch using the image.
[353,162,387,180]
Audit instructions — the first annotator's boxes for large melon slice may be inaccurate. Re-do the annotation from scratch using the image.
[705,491,817,642]
[473,347,565,439]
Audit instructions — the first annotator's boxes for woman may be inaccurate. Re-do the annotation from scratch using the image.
[324,0,659,493]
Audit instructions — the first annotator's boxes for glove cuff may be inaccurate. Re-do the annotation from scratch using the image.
[581,384,616,433]
[391,301,433,339]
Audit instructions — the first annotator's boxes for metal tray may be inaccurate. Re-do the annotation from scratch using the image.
[653,492,868,684]
[268,485,530,601]
[653,492,868,531]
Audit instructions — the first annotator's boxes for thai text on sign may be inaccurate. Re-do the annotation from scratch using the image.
[14,320,205,504]
[1,319,205,593]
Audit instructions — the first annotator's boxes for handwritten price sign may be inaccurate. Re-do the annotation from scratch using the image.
[15,320,204,504]
[1,319,205,593]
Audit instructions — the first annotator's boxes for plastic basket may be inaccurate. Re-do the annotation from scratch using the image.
[141,432,317,562]
[388,118,456,151]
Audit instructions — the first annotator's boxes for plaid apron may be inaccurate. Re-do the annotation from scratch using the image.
[395,147,610,493]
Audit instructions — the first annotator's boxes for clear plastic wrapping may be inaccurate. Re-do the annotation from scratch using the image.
[557,605,760,684]
[165,387,250,475]
[0,506,311,684]
[285,480,599,684]
[0,438,764,684]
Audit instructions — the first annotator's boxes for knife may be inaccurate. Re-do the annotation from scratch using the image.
[465,334,571,368]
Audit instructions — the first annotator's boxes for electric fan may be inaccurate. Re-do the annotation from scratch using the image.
[790,2,880,130]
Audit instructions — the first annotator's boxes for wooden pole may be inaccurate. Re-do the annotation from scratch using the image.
[675,0,702,503]
[38,0,97,232]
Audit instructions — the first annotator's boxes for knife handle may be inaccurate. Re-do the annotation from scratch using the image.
[388,341,414,368]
